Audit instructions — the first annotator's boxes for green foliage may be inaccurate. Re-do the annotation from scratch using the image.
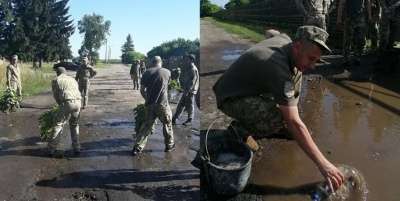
[132,104,156,138]
[201,2,222,17]
[170,80,181,91]
[78,13,111,61]
[0,88,21,114]
[147,38,200,61]
[38,105,59,141]
[123,51,145,64]
[0,0,74,64]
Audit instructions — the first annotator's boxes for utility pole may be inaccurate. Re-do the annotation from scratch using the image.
[105,40,108,64]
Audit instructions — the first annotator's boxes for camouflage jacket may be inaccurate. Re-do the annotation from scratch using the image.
[52,74,81,105]
[184,63,199,94]
[130,64,140,75]
[75,65,97,82]
[6,63,21,85]
[295,0,329,16]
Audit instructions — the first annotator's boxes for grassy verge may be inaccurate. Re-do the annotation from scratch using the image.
[0,62,57,97]
[203,17,297,43]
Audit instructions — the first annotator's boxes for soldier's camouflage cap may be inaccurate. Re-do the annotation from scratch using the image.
[295,26,331,54]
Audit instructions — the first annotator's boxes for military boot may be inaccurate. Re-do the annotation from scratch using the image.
[182,118,192,126]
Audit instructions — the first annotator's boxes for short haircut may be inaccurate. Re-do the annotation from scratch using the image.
[152,56,162,65]
[56,67,67,75]
[293,38,325,53]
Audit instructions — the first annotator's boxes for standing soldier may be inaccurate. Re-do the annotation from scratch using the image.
[75,57,97,109]
[130,60,140,90]
[295,0,329,30]
[139,60,146,77]
[132,56,175,155]
[171,54,199,126]
[6,55,22,97]
[377,0,400,62]
[47,67,82,156]
[337,0,372,66]
[369,0,381,51]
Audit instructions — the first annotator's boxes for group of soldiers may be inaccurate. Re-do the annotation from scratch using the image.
[131,54,199,156]
[129,60,146,90]
[295,0,400,66]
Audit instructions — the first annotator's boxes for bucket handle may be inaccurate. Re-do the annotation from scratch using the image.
[205,119,242,161]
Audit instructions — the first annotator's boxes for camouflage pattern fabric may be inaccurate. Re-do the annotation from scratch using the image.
[134,103,174,150]
[368,0,381,49]
[220,96,285,138]
[75,65,97,108]
[295,0,329,30]
[173,92,195,119]
[171,68,181,89]
[305,14,327,30]
[48,74,82,153]
[184,63,199,95]
[6,64,21,96]
[343,16,367,62]
[378,0,400,54]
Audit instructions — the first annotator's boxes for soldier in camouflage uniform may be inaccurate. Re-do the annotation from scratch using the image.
[130,60,140,90]
[132,56,175,156]
[295,0,330,30]
[75,57,97,109]
[47,67,82,156]
[171,54,199,126]
[368,0,381,51]
[213,26,345,191]
[6,55,22,97]
[337,0,372,66]
[377,0,400,60]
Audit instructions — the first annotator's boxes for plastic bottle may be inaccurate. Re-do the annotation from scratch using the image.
[311,182,330,201]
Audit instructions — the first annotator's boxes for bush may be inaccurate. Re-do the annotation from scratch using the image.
[0,88,22,114]
[132,104,156,138]
[38,105,59,141]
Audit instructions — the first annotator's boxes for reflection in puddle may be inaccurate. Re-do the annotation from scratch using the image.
[221,50,243,61]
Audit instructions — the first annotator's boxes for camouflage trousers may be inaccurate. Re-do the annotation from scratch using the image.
[368,19,379,50]
[131,74,140,89]
[79,80,90,108]
[220,96,285,138]
[47,99,81,153]
[134,103,174,150]
[173,92,195,120]
[343,17,367,62]
[9,81,22,96]
[378,14,400,54]
[305,14,326,30]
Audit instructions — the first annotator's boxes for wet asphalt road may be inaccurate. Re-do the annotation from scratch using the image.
[0,64,200,201]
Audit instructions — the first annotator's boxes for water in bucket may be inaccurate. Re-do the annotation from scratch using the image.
[211,149,248,170]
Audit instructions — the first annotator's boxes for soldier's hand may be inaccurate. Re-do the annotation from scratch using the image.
[336,18,343,30]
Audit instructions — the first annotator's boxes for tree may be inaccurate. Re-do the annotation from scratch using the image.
[201,2,222,17]
[147,38,199,61]
[78,13,111,64]
[124,51,145,64]
[121,34,135,64]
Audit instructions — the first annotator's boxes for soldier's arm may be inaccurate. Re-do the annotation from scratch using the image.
[295,0,309,18]
[90,67,97,78]
[75,68,80,81]
[51,80,62,105]
[184,69,196,93]
[365,0,372,23]
[6,66,11,87]
[139,85,146,100]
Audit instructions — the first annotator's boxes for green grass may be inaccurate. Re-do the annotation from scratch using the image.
[203,17,297,43]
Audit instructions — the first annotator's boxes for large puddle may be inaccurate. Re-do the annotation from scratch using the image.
[251,77,400,200]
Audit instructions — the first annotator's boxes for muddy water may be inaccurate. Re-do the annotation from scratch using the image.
[252,78,400,201]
